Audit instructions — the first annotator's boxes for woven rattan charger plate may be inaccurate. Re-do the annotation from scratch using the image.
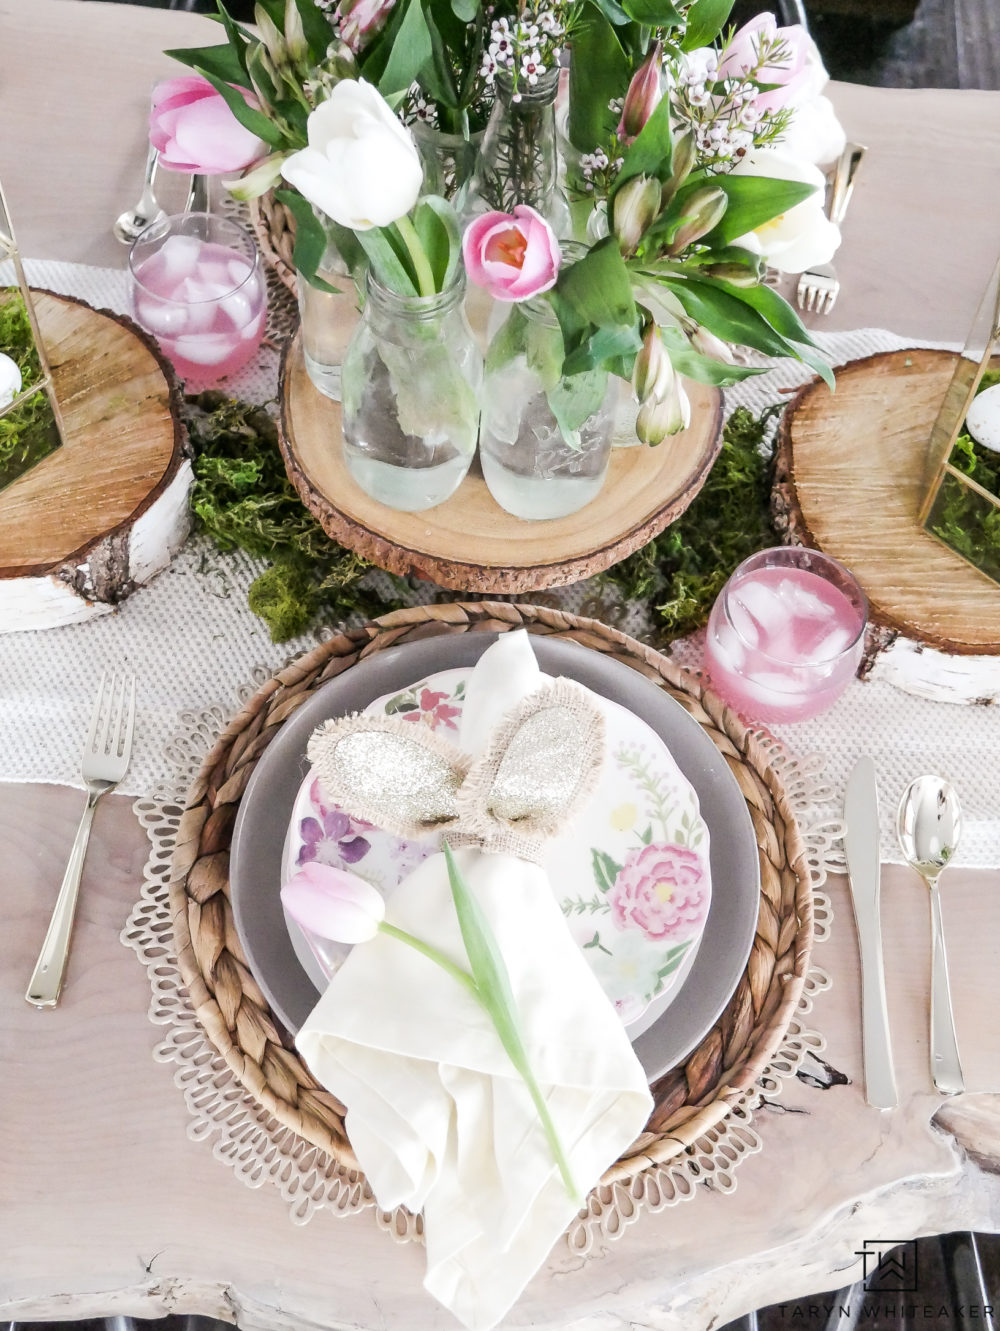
[169,602,814,1187]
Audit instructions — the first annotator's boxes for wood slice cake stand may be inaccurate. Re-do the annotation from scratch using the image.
[170,602,813,1188]
[0,290,190,631]
[279,334,724,593]
[773,347,1000,704]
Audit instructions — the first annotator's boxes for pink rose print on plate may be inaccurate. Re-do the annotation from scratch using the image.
[609,842,710,943]
[401,687,462,731]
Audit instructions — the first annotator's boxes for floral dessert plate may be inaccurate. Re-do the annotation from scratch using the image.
[279,666,712,1034]
[230,633,760,1081]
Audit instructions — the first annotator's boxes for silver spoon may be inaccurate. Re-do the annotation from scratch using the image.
[897,775,965,1096]
[113,143,166,245]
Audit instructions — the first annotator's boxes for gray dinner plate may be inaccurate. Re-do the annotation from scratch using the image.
[230,633,760,1081]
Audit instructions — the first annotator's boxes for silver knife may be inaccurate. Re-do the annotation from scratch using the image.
[844,756,898,1110]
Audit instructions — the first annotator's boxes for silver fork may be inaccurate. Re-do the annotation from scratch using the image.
[26,670,137,1008]
[796,142,867,315]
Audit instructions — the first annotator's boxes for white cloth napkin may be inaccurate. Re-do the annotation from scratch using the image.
[295,633,653,1331]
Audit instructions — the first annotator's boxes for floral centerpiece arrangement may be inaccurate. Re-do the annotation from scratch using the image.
[155,0,845,515]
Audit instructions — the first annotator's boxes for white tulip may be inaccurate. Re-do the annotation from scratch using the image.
[730,148,841,275]
[280,80,423,231]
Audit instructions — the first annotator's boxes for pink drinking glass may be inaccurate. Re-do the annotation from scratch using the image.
[128,212,267,383]
[703,546,868,724]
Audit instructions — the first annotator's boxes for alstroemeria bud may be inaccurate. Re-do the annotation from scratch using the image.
[618,42,663,143]
[255,4,289,68]
[661,127,695,205]
[703,259,763,285]
[225,151,290,201]
[613,175,661,254]
[668,185,728,255]
[636,378,691,444]
[690,324,735,364]
[281,862,386,944]
[632,323,673,404]
[284,0,308,64]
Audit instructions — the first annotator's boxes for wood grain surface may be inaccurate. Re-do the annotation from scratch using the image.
[774,348,1000,654]
[0,289,183,576]
[279,337,724,591]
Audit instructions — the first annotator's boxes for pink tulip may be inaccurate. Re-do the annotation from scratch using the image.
[149,75,266,174]
[618,42,662,143]
[462,206,561,303]
[716,14,824,115]
[336,0,398,52]
[281,862,386,944]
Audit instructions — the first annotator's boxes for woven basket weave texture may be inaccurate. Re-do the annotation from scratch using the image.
[168,602,814,1186]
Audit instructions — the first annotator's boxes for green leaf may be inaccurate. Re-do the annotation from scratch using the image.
[640,824,653,844]
[355,224,420,296]
[591,847,624,892]
[273,190,342,293]
[412,195,461,290]
[442,841,579,1201]
[376,0,434,96]
[656,941,691,979]
[554,237,637,331]
[657,324,767,386]
[567,12,629,151]
[193,65,287,147]
[451,0,479,20]
[165,41,249,85]
[547,369,608,443]
[700,175,818,247]
[292,0,341,64]
[213,0,253,76]
[710,278,835,386]
[613,93,674,195]
[660,275,834,387]
[587,0,631,23]
[680,0,735,49]
[621,0,684,24]
[562,322,642,376]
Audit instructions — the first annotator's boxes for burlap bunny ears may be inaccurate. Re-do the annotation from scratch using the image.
[306,679,605,863]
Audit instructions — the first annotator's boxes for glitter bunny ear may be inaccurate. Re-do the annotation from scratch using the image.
[456,679,605,849]
[306,716,470,839]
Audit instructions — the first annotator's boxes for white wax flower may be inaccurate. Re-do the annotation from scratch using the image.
[281,80,423,231]
[0,351,22,410]
[730,148,841,274]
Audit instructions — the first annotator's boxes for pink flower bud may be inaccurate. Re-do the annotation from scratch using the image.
[618,43,663,143]
[281,862,386,944]
[150,76,266,175]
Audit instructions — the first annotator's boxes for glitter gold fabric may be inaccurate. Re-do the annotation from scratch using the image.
[305,679,605,862]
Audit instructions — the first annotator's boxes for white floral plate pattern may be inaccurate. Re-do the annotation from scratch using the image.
[281,667,712,1032]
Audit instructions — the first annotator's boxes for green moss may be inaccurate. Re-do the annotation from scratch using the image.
[183,390,401,642]
[0,289,60,492]
[601,404,781,639]
[929,368,1000,579]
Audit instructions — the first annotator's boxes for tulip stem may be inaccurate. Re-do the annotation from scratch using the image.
[378,922,480,1000]
[393,214,437,297]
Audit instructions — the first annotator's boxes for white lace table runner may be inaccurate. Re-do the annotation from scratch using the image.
[123,684,836,1242]
[1,258,999,868]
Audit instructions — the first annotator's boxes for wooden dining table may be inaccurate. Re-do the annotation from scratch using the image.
[2,2,1000,1328]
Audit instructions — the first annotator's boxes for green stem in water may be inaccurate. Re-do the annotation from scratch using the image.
[393,213,437,298]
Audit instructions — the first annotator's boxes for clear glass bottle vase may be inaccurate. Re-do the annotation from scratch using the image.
[459,71,571,235]
[340,269,482,512]
[479,296,614,520]
[297,210,359,403]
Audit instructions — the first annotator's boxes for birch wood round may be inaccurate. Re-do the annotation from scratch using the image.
[278,337,725,592]
[169,601,814,1187]
[772,348,1000,703]
[0,289,190,631]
